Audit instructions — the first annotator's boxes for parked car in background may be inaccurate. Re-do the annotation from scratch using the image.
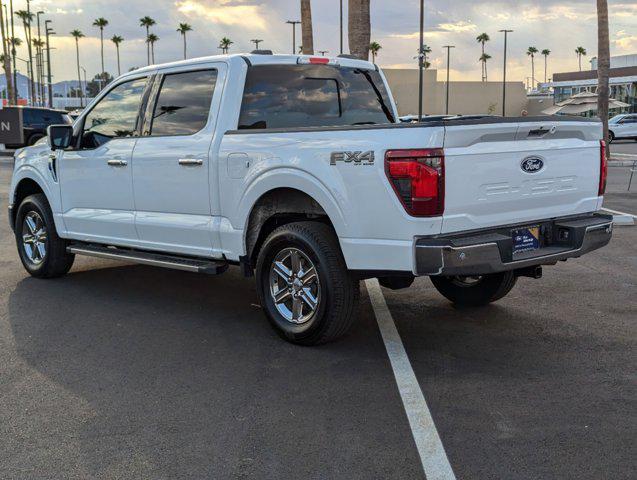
[608,113,637,142]
[3,106,72,149]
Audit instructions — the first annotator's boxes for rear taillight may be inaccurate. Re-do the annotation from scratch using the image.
[385,149,445,216]
[599,140,607,195]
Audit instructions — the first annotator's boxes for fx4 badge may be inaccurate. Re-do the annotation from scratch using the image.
[330,151,375,166]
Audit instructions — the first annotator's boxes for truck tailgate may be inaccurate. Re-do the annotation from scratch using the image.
[441,120,602,234]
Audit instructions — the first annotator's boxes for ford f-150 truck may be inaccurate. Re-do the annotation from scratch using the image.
[8,53,612,345]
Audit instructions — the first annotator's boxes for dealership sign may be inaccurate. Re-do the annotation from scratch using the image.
[0,108,24,145]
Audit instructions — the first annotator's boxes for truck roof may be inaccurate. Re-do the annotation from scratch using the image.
[121,53,377,79]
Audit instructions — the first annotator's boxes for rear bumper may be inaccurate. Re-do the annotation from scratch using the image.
[415,213,613,276]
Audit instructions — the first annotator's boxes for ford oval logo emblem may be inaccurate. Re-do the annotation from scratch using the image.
[521,156,544,173]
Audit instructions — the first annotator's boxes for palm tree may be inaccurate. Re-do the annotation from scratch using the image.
[0,5,14,104]
[479,53,492,81]
[476,33,490,81]
[219,37,233,54]
[15,10,36,103]
[541,49,551,84]
[348,0,370,60]
[33,38,45,102]
[597,0,610,151]
[369,41,381,63]
[177,23,192,60]
[421,44,432,69]
[300,0,314,55]
[575,46,587,71]
[93,17,108,80]
[526,46,538,90]
[146,33,159,64]
[111,35,123,76]
[70,29,85,107]
[139,16,156,65]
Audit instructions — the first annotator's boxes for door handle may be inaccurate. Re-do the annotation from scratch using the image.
[107,159,128,167]
[178,158,204,166]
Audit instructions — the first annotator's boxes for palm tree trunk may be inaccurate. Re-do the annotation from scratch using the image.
[544,56,547,83]
[22,21,35,103]
[485,60,488,82]
[145,26,150,65]
[151,42,155,64]
[0,6,14,104]
[183,34,187,60]
[578,54,582,71]
[75,39,83,108]
[531,56,535,89]
[116,45,121,76]
[348,0,370,60]
[481,42,485,82]
[597,0,610,152]
[100,28,105,77]
[300,0,314,55]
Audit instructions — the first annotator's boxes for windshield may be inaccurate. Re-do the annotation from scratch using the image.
[609,115,625,124]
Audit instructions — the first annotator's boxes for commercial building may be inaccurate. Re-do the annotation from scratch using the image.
[543,54,637,113]
[383,68,528,117]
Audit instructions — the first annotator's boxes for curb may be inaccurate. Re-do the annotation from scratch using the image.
[609,160,635,167]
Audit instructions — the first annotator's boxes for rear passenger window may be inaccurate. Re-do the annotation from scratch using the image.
[238,65,395,130]
[149,69,217,136]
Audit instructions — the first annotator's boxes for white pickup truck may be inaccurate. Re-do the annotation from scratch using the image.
[8,53,612,345]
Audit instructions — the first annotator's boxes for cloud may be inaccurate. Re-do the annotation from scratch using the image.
[437,21,477,33]
[614,30,637,51]
[175,0,267,29]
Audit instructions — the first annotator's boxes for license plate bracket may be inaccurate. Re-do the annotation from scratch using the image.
[512,225,541,255]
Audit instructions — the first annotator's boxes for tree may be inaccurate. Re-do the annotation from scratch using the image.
[597,0,610,153]
[33,38,45,102]
[219,37,233,54]
[15,10,36,103]
[70,29,85,107]
[526,46,538,90]
[476,33,490,81]
[575,46,587,71]
[300,0,314,55]
[348,0,370,60]
[111,35,123,76]
[139,16,156,65]
[87,72,114,97]
[479,53,492,81]
[541,49,551,84]
[177,23,192,60]
[369,41,381,63]
[93,17,109,81]
[0,4,14,104]
[421,44,432,69]
[146,33,159,64]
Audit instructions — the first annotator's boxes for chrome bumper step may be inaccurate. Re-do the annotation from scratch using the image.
[67,244,228,275]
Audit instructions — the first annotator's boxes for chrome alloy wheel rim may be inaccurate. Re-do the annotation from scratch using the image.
[22,211,47,265]
[269,248,321,324]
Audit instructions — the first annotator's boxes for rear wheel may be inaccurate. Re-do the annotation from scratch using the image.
[430,272,517,306]
[27,134,45,146]
[15,194,75,278]
[255,221,359,345]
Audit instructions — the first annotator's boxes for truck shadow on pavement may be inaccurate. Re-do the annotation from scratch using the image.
[6,263,426,479]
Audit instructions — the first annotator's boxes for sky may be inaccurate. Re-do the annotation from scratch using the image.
[10,0,637,84]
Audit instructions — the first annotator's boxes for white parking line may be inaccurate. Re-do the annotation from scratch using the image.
[601,207,637,219]
[365,279,456,480]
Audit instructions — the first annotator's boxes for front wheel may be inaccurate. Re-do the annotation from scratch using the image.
[430,272,517,307]
[608,131,615,143]
[15,194,75,278]
[255,221,359,345]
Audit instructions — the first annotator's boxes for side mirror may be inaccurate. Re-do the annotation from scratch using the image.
[47,124,73,150]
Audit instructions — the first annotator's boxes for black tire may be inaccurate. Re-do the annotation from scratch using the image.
[255,221,359,345]
[27,134,45,146]
[608,131,615,143]
[430,272,517,307]
[15,193,75,278]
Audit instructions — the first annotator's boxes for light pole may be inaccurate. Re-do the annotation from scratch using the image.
[286,20,300,55]
[45,20,53,108]
[80,66,87,107]
[418,0,425,121]
[443,45,455,115]
[36,11,44,105]
[339,0,343,55]
[10,0,17,103]
[250,39,263,50]
[499,29,513,116]
[15,56,30,103]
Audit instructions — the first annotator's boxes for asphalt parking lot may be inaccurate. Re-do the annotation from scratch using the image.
[0,160,635,479]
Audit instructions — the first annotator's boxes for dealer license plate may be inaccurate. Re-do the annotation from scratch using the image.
[512,226,541,255]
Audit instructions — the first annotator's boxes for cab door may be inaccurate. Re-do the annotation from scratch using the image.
[58,75,151,245]
[131,64,225,257]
